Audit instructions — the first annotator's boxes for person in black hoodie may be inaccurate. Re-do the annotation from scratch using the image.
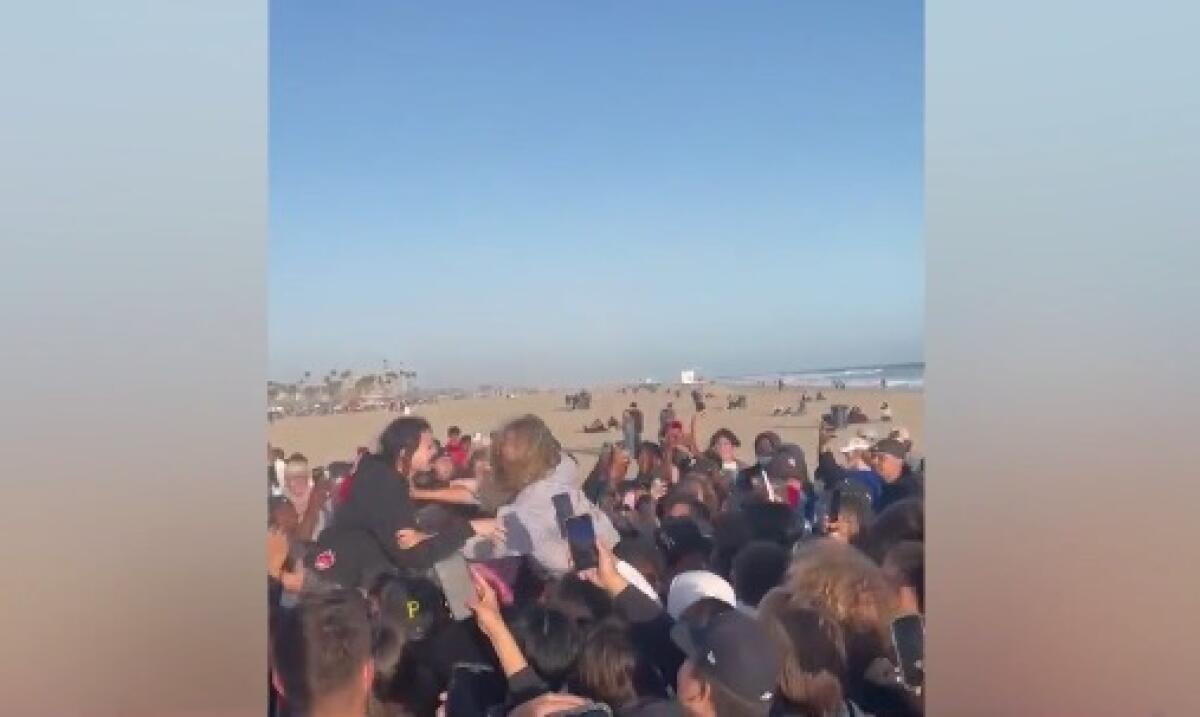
[303,417,496,590]
[869,440,923,514]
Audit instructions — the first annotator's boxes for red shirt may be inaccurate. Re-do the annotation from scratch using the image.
[445,440,468,469]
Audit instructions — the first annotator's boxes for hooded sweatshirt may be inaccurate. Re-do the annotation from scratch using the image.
[462,455,619,577]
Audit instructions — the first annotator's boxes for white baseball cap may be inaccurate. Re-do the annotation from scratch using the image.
[616,560,661,605]
[839,437,872,453]
[667,570,736,621]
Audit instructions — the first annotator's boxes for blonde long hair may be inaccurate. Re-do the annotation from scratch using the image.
[488,415,562,502]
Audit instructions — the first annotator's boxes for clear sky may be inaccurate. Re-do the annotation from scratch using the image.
[270,2,924,388]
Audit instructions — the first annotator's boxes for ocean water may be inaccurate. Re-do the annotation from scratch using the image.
[722,362,924,391]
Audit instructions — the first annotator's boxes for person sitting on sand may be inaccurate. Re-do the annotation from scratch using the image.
[847,406,869,424]
[606,416,619,430]
[880,401,893,422]
[583,418,607,433]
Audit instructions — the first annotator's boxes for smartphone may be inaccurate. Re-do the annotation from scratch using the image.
[433,553,476,622]
[564,514,599,571]
[890,614,924,690]
[551,492,574,537]
[445,662,507,717]
[828,488,842,523]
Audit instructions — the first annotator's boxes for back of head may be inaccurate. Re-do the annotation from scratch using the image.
[368,573,445,677]
[757,595,847,717]
[570,619,662,708]
[731,541,790,608]
[491,414,562,498]
[656,517,714,574]
[614,537,666,596]
[741,502,804,547]
[509,604,585,689]
[784,540,898,686]
[543,574,614,627]
[271,589,373,716]
[861,497,924,563]
[657,490,713,527]
[677,595,735,629]
[882,540,925,613]
[711,510,753,580]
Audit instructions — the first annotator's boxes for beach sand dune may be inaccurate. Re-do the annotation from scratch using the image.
[269,386,922,470]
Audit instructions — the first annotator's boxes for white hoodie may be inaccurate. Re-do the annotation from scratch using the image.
[462,455,620,577]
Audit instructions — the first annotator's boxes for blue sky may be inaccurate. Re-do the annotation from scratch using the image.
[270,2,923,387]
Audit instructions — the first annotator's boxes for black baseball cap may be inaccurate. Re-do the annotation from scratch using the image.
[764,447,806,483]
[871,438,907,460]
[656,517,714,566]
[369,573,443,642]
[670,609,781,714]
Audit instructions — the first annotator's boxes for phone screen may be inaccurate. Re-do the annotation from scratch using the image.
[552,493,574,537]
[564,514,599,571]
[890,614,924,689]
[445,663,507,717]
[828,488,842,523]
[433,553,475,622]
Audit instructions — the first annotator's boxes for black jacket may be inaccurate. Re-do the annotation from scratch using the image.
[306,455,475,587]
[875,469,923,514]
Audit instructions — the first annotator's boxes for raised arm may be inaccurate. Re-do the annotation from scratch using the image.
[409,484,480,506]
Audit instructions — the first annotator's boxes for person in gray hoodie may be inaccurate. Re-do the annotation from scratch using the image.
[463,414,619,578]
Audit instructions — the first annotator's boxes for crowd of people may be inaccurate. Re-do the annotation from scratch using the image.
[267,409,925,717]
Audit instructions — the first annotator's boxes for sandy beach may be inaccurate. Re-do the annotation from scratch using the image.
[269,385,923,469]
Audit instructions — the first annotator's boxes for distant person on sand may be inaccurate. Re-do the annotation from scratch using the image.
[880,401,893,422]
[444,425,468,470]
[659,402,676,439]
[622,402,644,455]
[583,418,607,433]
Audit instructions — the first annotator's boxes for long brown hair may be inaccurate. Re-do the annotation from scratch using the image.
[782,539,898,689]
[489,415,562,499]
[757,592,847,717]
